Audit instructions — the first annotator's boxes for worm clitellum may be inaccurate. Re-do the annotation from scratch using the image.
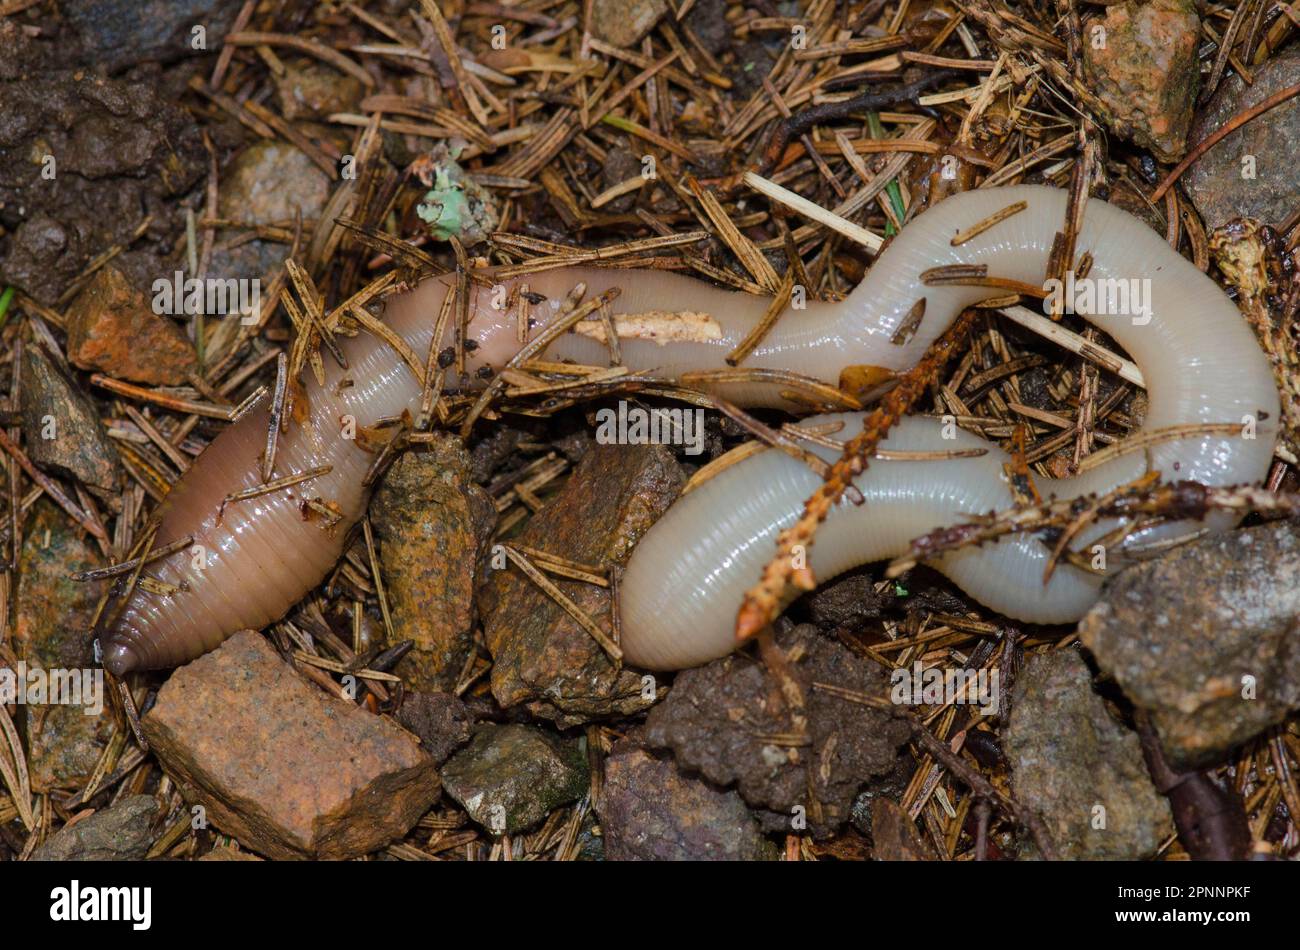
[99,185,1280,677]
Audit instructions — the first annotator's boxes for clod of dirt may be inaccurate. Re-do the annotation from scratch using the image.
[371,437,497,692]
[13,500,114,793]
[1184,49,1300,230]
[440,724,589,835]
[683,0,733,57]
[599,148,645,214]
[1079,521,1300,769]
[1004,650,1172,860]
[395,691,475,767]
[64,266,198,385]
[1081,0,1200,162]
[31,795,158,861]
[480,442,685,726]
[0,21,45,81]
[141,630,439,860]
[805,570,888,633]
[588,0,668,48]
[0,71,205,303]
[63,0,239,73]
[274,59,364,121]
[19,345,121,495]
[208,140,332,282]
[599,738,774,861]
[645,624,912,839]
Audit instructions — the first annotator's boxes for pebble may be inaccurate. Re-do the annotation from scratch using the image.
[13,501,112,793]
[395,691,475,767]
[1184,48,1300,230]
[440,724,588,835]
[1081,0,1201,162]
[31,795,158,861]
[599,738,772,860]
[588,0,668,48]
[141,630,439,860]
[64,266,198,385]
[371,437,497,692]
[19,345,121,495]
[63,0,240,73]
[481,442,684,726]
[1004,650,1172,860]
[1079,520,1300,768]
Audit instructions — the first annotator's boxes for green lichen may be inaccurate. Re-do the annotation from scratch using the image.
[415,149,498,245]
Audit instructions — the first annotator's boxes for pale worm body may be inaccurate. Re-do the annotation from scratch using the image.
[101,185,1279,677]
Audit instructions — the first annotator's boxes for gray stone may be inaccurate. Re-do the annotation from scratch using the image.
[440,724,588,835]
[32,795,157,860]
[1185,49,1300,230]
[1005,650,1172,860]
[1079,520,1300,768]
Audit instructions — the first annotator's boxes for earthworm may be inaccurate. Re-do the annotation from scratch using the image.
[98,185,1279,677]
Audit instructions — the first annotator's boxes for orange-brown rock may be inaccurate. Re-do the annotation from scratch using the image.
[65,266,197,385]
[141,630,439,860]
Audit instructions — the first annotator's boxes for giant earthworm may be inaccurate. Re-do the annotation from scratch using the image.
[99,185,1280,676]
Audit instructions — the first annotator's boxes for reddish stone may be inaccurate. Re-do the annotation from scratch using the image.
[1082,0,1200,161]
[141,630,439,860]
[65,266,197,385]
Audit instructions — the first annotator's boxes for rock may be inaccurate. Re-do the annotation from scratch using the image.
[395,691,474,766]
[371,437,496,692]
[440,724,588,835]
[197,846,263,861]
[589,0,668,48]
[274,59,364,121]
[0,71,205,303]
[31,795,158,860]
[869,798,934,861]
[208,140,332,282]
[223,140,332,226]
[19,345,121,495]
[141,630,439,860]
[64,0,239,73]
[1081,0,1200,162]
[481,442,685,726]
[1184,49,1300,230]
[14,500,115,793]
[1004,650,1172,860]
[1079,520,1300,768]
[65,266,198,385]
[599,740,772,860]
[645,624,912,838]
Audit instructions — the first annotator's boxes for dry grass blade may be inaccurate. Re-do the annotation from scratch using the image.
[0,706,34,831]
[726,269,795,366]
